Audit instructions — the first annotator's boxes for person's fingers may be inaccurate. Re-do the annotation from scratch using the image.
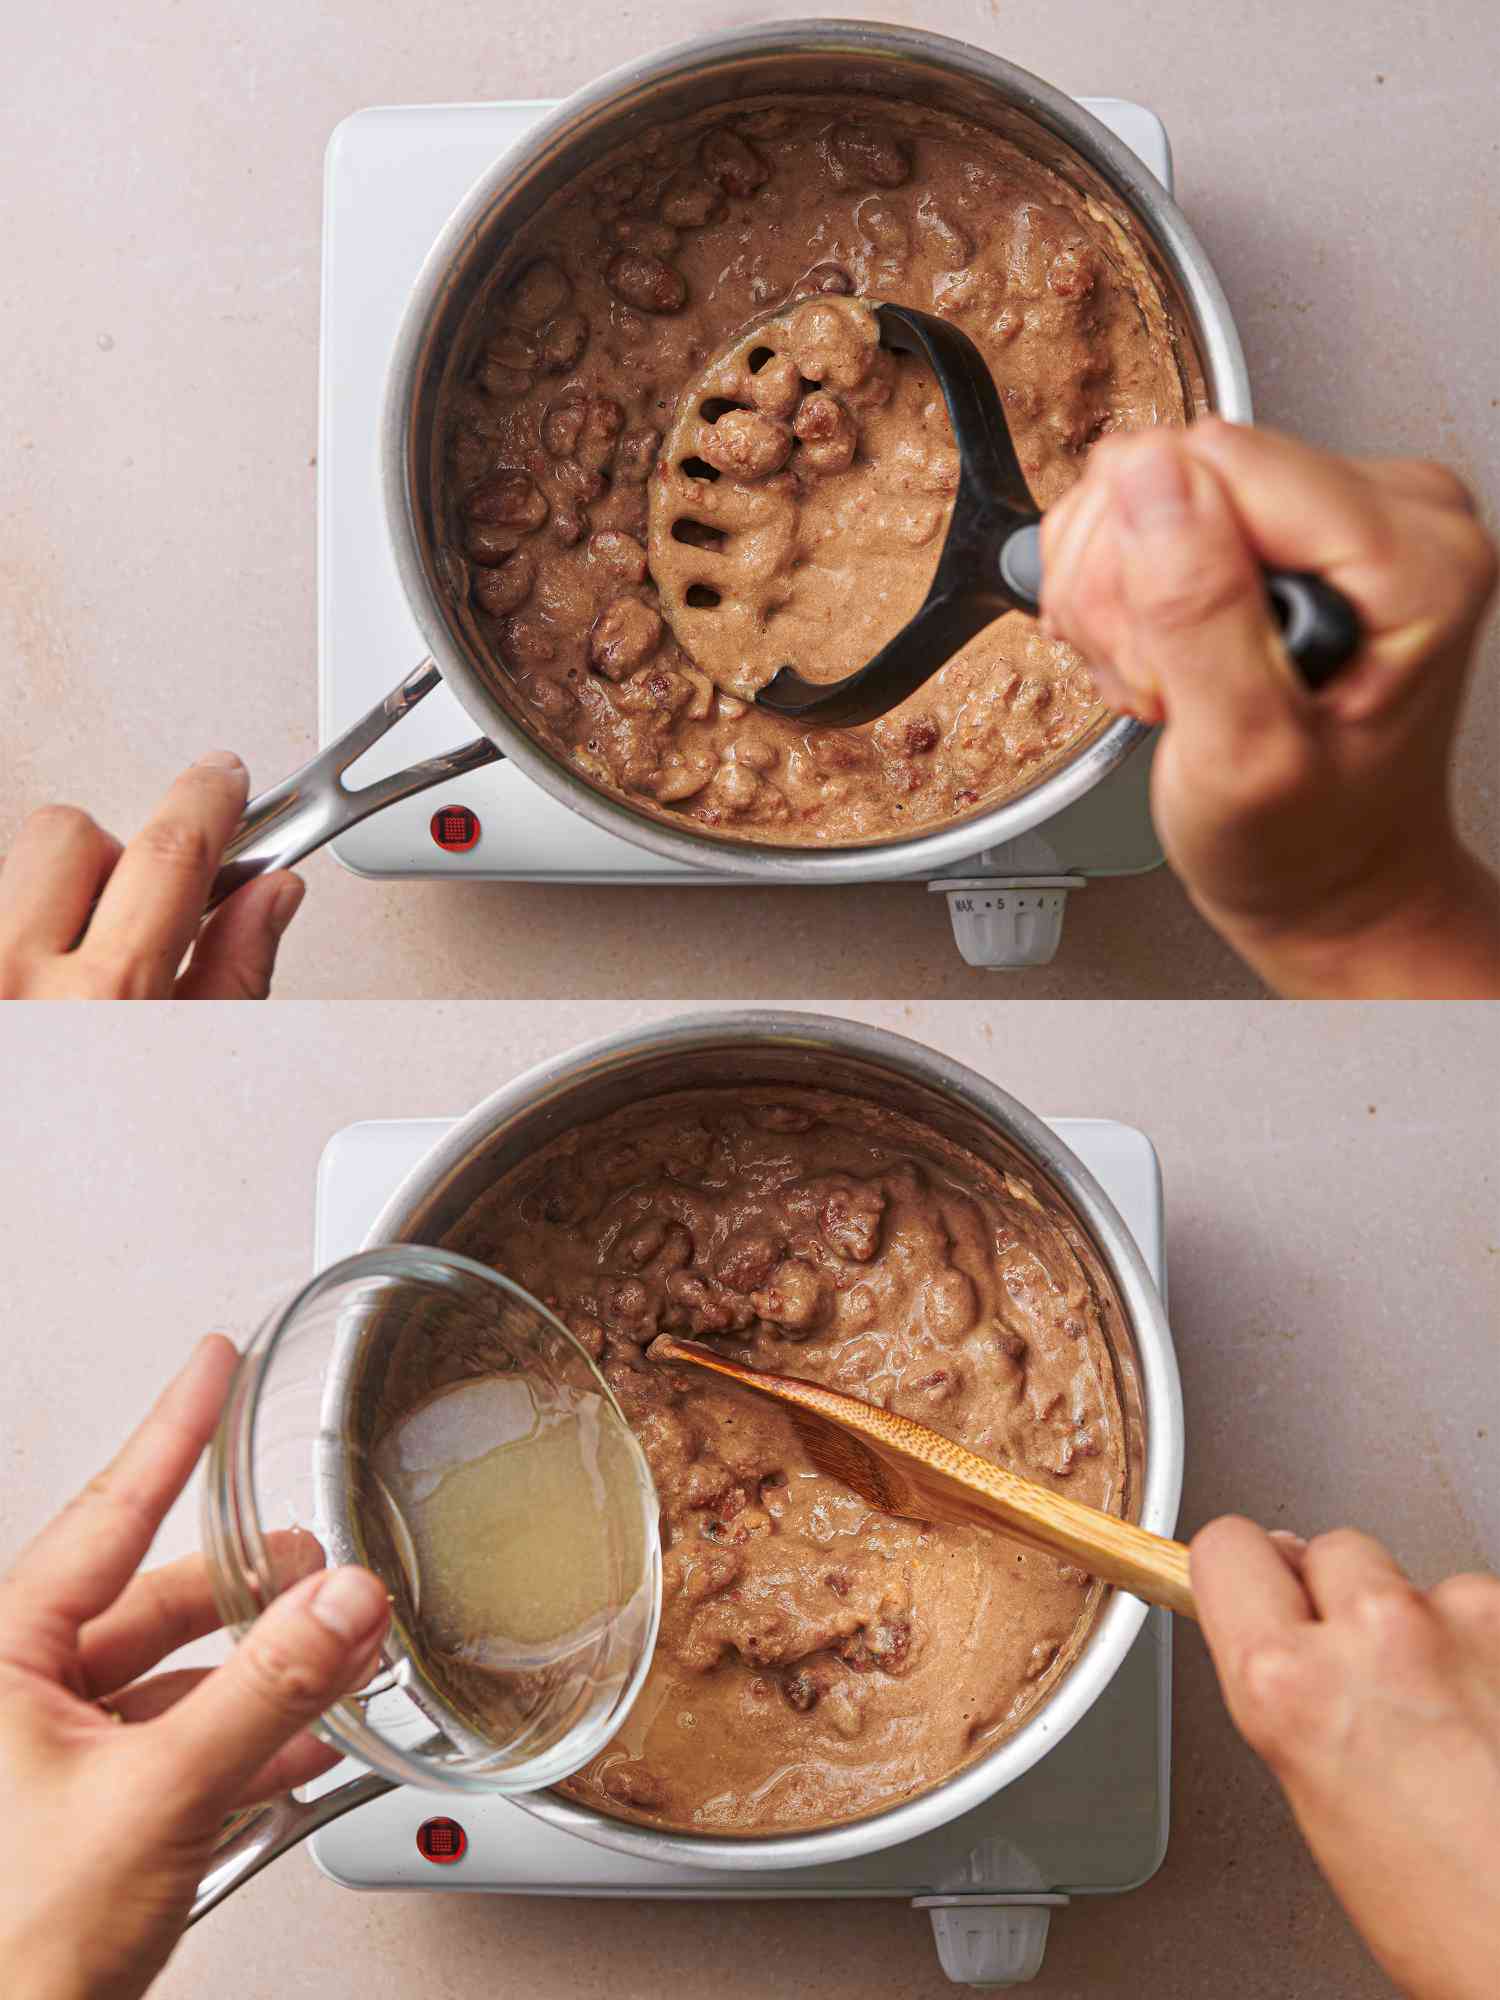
[1044,424,1494,738]
[1185,420,1403,582]
[77,1556,225,1698]
[1268,1530,1310,1575]
[1040,457,1119,619]
[1299,1528,1418,1625]
[1042,488,1138,709]
[103,1665,211,1723]
[1192,1518,1326,1770]
[1354,456,1480,513]
[78,1529,324,1696]
[233,1729,347,1806]
[1184,420,1493,646]
[1040,435,1161,716]
[174,872,305,1001]
[1191,1515,1314,1675]
[98,1667,344,1803]
[0,807,123,958]
[1427,1571,1500,1645]
[1106,435,1304,761]
[151,1564,389,1820]
[0,1337,238,1679]
[75,754,250,996]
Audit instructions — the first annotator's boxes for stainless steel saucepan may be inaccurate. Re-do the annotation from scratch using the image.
[361,1008,1184,1874]
[209,21,1252,905]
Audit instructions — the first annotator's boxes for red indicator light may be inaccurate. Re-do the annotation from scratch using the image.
[430,804,481,852]
[416,1816,468,1865]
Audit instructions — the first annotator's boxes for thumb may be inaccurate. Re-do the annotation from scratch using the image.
[152,1565,390,1820]
[1109,434,1305,766]
[175,871,305,1000]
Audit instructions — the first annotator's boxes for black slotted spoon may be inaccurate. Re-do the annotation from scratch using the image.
[755,303,1361,728]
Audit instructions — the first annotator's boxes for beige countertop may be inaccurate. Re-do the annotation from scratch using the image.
[1,999,1495,1997]
[2,2,1496,999]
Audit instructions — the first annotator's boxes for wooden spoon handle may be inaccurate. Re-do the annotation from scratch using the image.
[651,1335,1197,1620]
[815,1412,1199,1621]
[970,1462,1197,1620]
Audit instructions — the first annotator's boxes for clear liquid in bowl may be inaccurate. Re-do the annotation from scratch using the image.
[212,1249,660,1795]
[370,1375,646,1673]
[355,1367,654,1762]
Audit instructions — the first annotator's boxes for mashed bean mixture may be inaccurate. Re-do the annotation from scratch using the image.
[439,1088,1127,1835]
[649,295,965,701]
[439,95,1185,845]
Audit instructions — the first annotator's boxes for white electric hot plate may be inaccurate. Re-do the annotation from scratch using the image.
[306,1111,1174,1987]
[319,98,1181,968]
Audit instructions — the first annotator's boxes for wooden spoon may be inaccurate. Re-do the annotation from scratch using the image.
[649,1335,1196,1621]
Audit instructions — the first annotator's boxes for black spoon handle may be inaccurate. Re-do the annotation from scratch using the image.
[1264,572,1362,688]
[999,522,1361,692]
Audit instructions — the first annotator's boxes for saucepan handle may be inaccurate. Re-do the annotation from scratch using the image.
[997,522,1362,691]
[187,1769,396,1925]
[207,660,504,912]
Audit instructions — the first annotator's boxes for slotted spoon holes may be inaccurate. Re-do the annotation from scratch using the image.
[656,484,737,630]
[698,395,748,424]
[648,304,846,692]
[670,518,727,551]
[662,487,734,606]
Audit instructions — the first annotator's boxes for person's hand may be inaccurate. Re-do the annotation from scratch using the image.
[1039,421,1500,997]
[0,752,303,999]
[0,1337,390,2000]
[1193,1517,1500,2000]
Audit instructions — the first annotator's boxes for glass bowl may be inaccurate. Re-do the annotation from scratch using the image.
[201,1246,661,1794]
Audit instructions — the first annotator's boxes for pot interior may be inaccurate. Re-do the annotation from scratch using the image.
[374,1028,1155,1851]
[392,28,1226,864]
